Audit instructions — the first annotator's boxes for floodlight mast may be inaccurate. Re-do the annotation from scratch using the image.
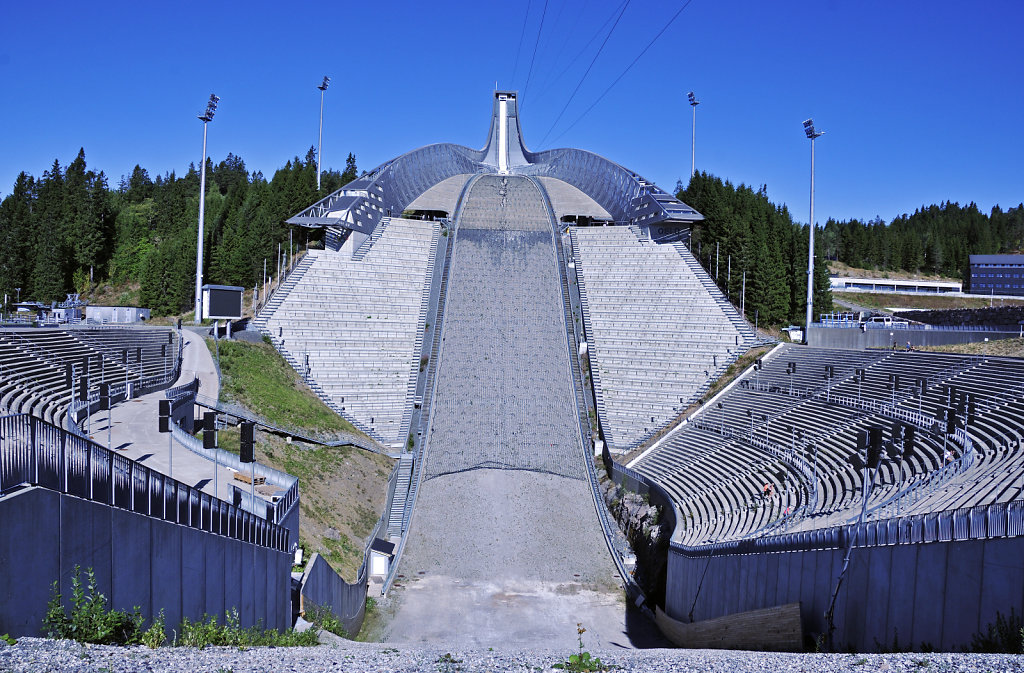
[803,118,824,338]
[317,76,330,191]
[194,94,219,325]
[688,91,700,179]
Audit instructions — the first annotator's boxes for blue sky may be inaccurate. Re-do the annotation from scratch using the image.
[1,0,1021,224]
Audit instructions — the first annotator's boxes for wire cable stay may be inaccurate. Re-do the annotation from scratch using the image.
[521,0,551,105]
[545,0,696,149]
[537,0,631,148]
[510,0,533,86]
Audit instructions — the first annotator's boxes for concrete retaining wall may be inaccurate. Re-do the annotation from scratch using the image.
[0,486,291,638]
[807,326,1018,350]
[298,552,367,636]
[665,535,1024,651]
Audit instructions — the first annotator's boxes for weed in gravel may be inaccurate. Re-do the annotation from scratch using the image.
[0,634,16,645]
[142,610,166,648]
[176,608,318,648]
[436,652,464,672]
[553,624,610,672]
[305,602,349,639]
[852,657,868,665]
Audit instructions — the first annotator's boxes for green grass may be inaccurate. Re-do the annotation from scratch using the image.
[833,291,1024,312]
[208,338,362,436]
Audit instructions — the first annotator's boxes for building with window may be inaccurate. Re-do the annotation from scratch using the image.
[968,254,1024,296]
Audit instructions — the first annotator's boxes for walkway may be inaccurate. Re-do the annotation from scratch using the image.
[84,329,245,503]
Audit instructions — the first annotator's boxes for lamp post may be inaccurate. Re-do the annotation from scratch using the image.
[687,91,700,180]
[803,118,824,337]
[194,94,219,325]
[317,76,331,192]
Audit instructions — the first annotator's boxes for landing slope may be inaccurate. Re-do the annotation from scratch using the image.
[383,175,625,647]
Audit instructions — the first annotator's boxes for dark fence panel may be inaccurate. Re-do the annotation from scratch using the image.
[0,413,287,553]
[298,552,367,637]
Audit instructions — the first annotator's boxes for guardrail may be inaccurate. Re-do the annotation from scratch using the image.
[168,423,298,528]
[0,413,288,552]
[671,498,1024,559]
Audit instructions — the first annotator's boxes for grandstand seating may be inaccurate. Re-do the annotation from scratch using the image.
[423,175,584,481]
[255,217,440,444]
[0,327,179,429]
[570,226,757,451]
[631,343,1024,545]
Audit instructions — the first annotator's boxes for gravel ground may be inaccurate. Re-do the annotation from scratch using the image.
[2,637,1023,673]
[382,469,627,648]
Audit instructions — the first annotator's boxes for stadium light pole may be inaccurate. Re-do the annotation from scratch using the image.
[803,118,824,336]
[317,76,331,192]
[687,91,700,179]
[194,94,219,325]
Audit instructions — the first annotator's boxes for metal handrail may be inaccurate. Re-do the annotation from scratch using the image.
[0,413,288,552]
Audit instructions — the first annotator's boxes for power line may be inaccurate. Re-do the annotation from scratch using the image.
[530,0,628,113]
[521,0,550,105]
[537,0,631,148]
[545,0,696,148]
[510,0,533,86]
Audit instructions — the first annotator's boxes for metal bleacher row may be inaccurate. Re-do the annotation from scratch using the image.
[631,343,1024,546]
[0,327,179,429]
[254,217,440,445]
[569,226,758,451]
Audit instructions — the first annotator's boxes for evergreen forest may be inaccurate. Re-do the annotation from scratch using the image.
[677,172,1024,326]
[0,148,358,316]
[1,152,1019,326]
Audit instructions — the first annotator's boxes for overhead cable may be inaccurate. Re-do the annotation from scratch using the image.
[537,0,631,148]
[521,0,550,105]
[546,0,695,148]
[510,0,533,86]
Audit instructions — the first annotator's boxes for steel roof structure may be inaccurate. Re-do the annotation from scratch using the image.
[286,91,702,234]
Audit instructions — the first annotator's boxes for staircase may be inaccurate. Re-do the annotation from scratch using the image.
[387,453,415,538]
[417,231,454,437]
[398,222,441,437]
[672,241,758,344]
[352,217,390,261]
[252,252,318,331]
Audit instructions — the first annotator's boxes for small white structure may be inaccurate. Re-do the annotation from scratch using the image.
[830,276,962,294]
[368,538,396,578]
[87,306,151,324]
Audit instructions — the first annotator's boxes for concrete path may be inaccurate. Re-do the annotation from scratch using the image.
[84,329,245,502]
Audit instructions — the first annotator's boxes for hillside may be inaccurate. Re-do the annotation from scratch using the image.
[205,337,393,581]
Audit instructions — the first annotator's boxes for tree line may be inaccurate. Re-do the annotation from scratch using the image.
[0,148,358,315]
[677,171,832,327]
[677,172,1024,326]
[819,202,1024,279]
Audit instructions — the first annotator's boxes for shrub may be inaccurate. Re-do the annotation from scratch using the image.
[305,602,349,639]
[970,610,1024,654]
[177,609,319,649]
[43,566,144,645]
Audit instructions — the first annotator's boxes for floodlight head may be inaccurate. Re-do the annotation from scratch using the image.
[803,118,823,139]
[688,91,699,106]
[198,93,219,123]
[319,76,331,91]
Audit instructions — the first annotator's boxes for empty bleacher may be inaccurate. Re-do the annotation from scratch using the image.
[570,226,757,451]
[255,217,440,444]
[630,343,1024,545]
[0,327,179,429]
